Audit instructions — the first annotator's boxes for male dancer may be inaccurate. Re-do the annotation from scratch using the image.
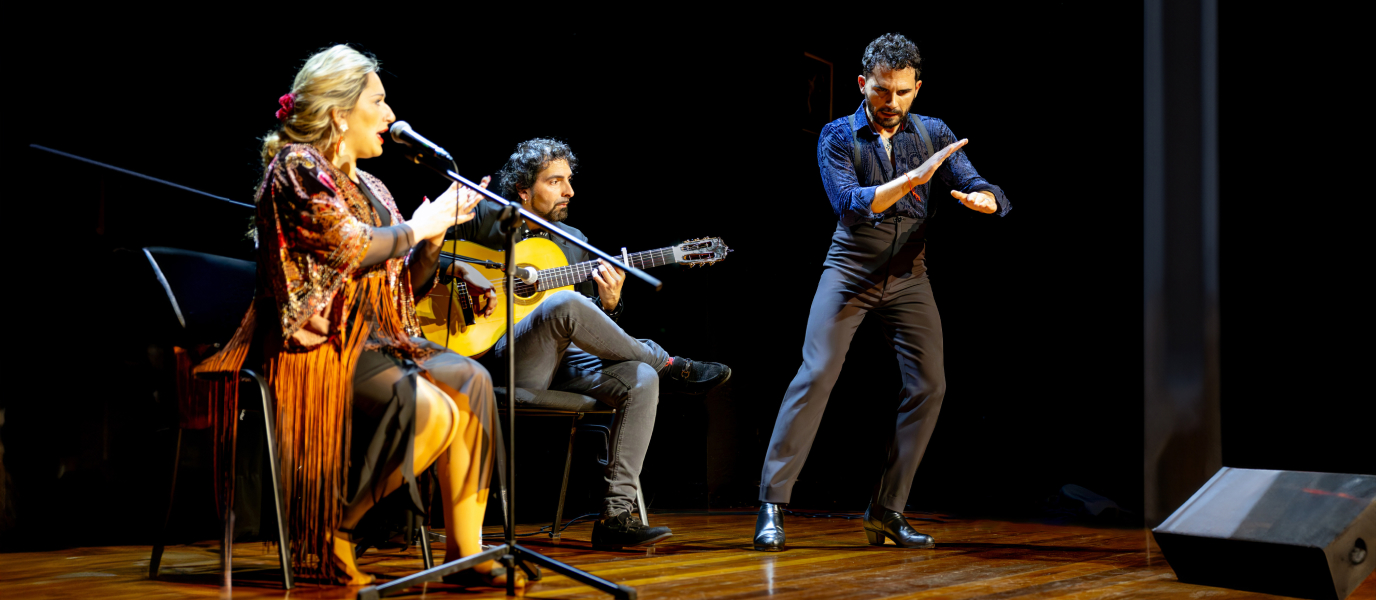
[442,138,731,550]
[754,33,1010,551]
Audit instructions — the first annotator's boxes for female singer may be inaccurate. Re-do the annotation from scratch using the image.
[197,44,514,587]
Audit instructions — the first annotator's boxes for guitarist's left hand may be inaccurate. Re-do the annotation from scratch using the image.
[452,262,497,317]
[593,259,625,311]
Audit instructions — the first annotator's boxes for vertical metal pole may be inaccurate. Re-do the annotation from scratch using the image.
[1143,0,1221,526]
[503,213,518,596]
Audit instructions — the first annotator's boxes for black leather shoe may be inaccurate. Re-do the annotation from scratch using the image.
[753,503,786,551]
[862,504,935,548]
[591,512,672,550]
[662,356,731,395]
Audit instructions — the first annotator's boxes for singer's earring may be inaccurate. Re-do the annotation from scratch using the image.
[335,122,349,157]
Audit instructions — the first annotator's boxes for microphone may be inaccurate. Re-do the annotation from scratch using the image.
[389,121,453,161]
[515,266,539,285]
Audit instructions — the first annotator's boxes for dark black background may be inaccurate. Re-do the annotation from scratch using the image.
[4,5,1367,549]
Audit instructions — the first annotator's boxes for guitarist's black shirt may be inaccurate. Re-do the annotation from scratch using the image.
[440,198,624,319]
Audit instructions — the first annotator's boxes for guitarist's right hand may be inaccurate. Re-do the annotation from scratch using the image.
[449,262,497,317]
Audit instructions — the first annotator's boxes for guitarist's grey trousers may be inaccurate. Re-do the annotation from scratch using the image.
[759,216,945,513]
[486,291,671,518]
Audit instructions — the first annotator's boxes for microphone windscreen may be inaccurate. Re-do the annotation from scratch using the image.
[389,121,413,144]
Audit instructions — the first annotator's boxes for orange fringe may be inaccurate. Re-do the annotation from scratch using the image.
[180,305,258,520]
[189,265,428,582]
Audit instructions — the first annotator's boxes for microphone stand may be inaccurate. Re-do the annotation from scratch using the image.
[357,150,653,600]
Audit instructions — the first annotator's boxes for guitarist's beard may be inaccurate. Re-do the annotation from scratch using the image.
[541,205,569,223]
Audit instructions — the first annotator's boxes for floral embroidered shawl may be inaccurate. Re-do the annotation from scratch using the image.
[194,144,434,581]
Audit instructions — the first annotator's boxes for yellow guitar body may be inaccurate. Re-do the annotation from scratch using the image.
[414,237,573,357]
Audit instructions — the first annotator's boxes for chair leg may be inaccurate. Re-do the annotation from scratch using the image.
[221,398,239,592]
[551,417,578,539]
[149,427,182,579]
[418,513,435,568]
[494,420,510,538]
[636,477,648,526]
[251,370,294,590]
[419,467,435,569]
[222,508,234,591]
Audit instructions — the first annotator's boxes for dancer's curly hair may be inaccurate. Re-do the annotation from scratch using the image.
[862,33,922,79]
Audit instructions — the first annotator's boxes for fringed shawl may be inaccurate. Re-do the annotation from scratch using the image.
[195,144,433,582]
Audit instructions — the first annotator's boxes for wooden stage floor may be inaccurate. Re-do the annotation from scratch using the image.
[4,512,1374,599]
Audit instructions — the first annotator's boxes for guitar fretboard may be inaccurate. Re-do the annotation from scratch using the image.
[520,247,677,294]
[455,277,472,308]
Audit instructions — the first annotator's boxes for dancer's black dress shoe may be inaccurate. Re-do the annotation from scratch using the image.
[662,356,731,395]
[753,502,786,552]
[862,504,935,548]
[591,512,673,550]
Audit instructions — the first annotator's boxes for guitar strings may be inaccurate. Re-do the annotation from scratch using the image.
[478,248,677,286]
[434,248,702,320]
[442,243,721,299]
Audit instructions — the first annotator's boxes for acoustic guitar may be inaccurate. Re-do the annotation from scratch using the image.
[415,237,730,357]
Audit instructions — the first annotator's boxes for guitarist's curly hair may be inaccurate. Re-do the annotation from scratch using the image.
[497,138,579,200]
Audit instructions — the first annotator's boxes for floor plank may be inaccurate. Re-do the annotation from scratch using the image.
[2,513,1373,599]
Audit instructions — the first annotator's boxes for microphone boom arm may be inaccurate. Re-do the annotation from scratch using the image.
[414,161,663,291]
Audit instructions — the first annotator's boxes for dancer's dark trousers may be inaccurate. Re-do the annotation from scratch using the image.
[759,217,945,513]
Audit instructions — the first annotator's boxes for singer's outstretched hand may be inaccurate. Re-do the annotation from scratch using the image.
[410,175,489,242]
[454,175,488,219]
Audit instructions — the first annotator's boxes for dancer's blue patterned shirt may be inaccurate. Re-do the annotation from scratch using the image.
[818,102,1011,227]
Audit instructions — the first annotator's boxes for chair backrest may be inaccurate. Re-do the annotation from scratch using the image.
[142,246,255,348]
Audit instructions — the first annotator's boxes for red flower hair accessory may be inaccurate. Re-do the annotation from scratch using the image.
[275,93,296,122]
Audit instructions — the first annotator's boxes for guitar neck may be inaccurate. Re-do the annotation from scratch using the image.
[536,247,677,291]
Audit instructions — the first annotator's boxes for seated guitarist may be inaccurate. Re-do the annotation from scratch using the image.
[439,138,731,550]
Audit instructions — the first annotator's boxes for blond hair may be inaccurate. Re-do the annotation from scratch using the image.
[260,45,379,168]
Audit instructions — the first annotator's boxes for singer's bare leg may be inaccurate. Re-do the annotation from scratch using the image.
[426,377,523,588]
[331,377,519,587]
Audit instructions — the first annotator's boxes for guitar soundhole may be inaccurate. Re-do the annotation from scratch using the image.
[513,262,544,306]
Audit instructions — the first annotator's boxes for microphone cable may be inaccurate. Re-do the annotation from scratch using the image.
[441,158,463,353]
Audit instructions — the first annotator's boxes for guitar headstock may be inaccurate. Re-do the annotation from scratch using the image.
[671,237,731,267]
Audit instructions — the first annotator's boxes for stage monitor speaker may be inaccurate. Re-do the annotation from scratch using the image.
[1153,467,1375,600]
